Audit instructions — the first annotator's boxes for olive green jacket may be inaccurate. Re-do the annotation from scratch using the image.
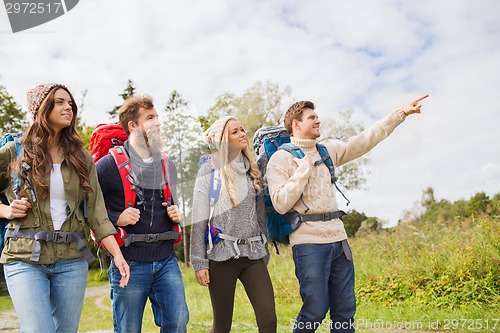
[0,141,116,264]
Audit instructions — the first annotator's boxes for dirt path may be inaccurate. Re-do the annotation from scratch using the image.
[83,284,111,312]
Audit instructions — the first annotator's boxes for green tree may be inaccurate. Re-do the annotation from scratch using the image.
[75,89,94,149]
[0,84,29,134]
[345,209,366,237]
[319,110,372,191]
[421,187,436,208]
[108,79,136,121]
[466,192,490,217]
[491,193,500,215]
[162,90,205,265]
[200,92,237,131]
[356,216,383,236]
[206,80,293,142]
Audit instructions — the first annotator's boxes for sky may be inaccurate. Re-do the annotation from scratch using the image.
[1,0,499,226]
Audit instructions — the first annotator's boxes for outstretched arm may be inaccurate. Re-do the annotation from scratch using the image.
[328,94,428,166]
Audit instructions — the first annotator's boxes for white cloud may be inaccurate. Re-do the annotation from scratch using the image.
[1,0,499,226]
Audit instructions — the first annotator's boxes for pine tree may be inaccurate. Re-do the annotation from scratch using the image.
[162,90,205,266]
[108,79,136,121]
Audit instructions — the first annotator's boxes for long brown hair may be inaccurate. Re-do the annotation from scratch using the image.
[14,86,92,198]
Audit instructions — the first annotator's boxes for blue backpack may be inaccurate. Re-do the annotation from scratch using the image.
[0,133,23,253]
[253,126,349,250]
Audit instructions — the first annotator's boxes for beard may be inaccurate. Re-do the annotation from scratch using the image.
[134,127,163,152]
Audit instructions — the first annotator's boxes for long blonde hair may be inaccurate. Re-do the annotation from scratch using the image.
[218,122,262,207]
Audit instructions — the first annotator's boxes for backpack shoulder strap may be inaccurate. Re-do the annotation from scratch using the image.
[315,143,336,184]
[12,136,23,197]
[202,155,221,209]
[315,143,350,205]
[202,155,222,254]
[109,146,142,208]
[209,166,222,208]
[160,152,173,205]
[279,143,305,159]
[160,152,181,244]
[13,136,22,158]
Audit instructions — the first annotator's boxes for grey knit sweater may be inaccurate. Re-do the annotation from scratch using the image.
[190,154,269,272]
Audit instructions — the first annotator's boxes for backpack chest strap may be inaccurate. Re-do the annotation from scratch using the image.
[299,210,347,222]
[122,231,179,247]
[284,210,348,232]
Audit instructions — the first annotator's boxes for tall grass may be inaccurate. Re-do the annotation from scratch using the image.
[354,217,500,307]
[2,216,499,332]
[353,216,500,332]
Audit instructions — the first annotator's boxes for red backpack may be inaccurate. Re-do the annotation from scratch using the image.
[89,124,181,251]
[90,123,128,162]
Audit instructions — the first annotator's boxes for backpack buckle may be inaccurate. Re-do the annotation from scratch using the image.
[145,233,159,242]
[51,232,71,243]
[320,213,330,221]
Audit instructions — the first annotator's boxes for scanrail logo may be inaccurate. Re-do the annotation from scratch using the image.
[3,0,79,33]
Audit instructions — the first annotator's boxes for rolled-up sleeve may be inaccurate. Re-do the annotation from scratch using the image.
[85,160,116,242]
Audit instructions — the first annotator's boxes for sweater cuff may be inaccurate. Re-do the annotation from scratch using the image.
[376,108,406,136]
[191,257,209,272]
[396,107,408,120]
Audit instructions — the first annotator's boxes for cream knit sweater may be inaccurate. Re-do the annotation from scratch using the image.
[266,109,406,246]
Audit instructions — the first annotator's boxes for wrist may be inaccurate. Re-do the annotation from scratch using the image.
[116,217,126,227]
[397,107,408,119]
[0,204,8,219]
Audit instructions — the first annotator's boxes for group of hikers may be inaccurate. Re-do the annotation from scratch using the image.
[0,82,426,333]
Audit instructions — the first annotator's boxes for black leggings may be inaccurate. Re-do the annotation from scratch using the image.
[208,257,277,333]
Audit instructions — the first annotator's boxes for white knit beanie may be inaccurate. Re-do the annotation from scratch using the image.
[202,116,237,150]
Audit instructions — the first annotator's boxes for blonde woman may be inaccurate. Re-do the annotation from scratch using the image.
[190,116,277,333]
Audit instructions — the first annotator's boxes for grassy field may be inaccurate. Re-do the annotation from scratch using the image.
[1,216,499,332]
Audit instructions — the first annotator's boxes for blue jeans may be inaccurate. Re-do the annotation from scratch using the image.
[3,258,88,333]
[108,256,189,333]
[292,241,356,333]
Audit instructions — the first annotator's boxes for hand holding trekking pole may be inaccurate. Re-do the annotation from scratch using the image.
[0,197,31,219]
[402,94,428,115]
